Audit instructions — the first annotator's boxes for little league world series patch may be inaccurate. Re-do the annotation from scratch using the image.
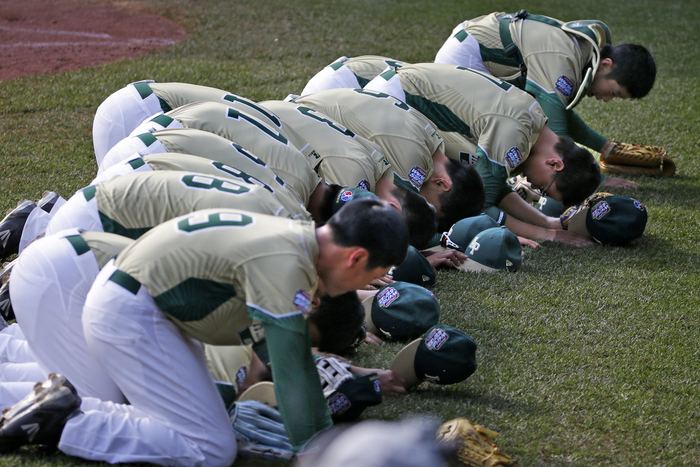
[339,190,355,202]
[505,147,522,169]
[376,286,400,307]
[294,290,313,313]
[591,200,611,220]
[357,180,370,191]
[425,327,450,351]
[556,75,574,97]
[409,166,427,188]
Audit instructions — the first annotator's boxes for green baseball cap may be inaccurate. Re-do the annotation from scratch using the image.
[327,374,383,423]
[536,196,566,217]
[389,246,436,287]
[332,187,379,213]
[390,324,478,389]
[458,226,522,272]
[424,214,500,255]
[568,195,648,246]
[363,282,440,341]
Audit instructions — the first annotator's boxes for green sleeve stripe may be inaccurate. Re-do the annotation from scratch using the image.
[392,173,420,193]
[150,114,175,127]
[454,29,468,42]
[128,157,147,169]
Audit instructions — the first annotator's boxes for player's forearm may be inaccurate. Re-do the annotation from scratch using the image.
[503,215,555,242]
[264,321,333,451]
[498,192,557,229]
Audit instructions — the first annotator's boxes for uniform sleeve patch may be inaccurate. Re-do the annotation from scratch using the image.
[556,75,574,97]
[294,290,313,314]
[408,166,427,188]
[505,147,523,169]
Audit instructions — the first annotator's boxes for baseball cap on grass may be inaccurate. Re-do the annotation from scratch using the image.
[566,195,648,246]
[390,246,435,287]
[424,214,499,254]
[458,226,521,272]
[390,324,477,390]
[363,282,440,341]
[327,374,383,423]
[482,205,508,225]
[332,187,379,214]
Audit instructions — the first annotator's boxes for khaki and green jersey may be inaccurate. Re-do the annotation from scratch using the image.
[142,82,315,159]
[367,63,548,208]
[294,88,444,193]
[160,102,322,203]
[140,152,309,220]
[455,12,607,150]
[141,127,321,212]
[205,344,254,396]
[261,100,393,192]
[114,209,319,345]
[87,170,289,239]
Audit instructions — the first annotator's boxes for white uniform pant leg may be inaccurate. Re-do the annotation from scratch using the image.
[60,262,237,467]
[18,206,54,254]
[363,68,407,102]
[45,193,103,237]
[0,362,45,383]
[0,332,35,363]
[0,382,37,411]
[434,24,491,75]
[92,82,164,166]
[90,155,154,186]
[10,230,124,402]
[301,57,363,95]
[0,322,25,339]
[98,136,167,175]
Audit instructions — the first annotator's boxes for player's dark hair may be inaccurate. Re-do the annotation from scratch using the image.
[554,137,601,206]
[437,159,485,232]
[601,43,656,99]
[316,183,344,224]
[328,198,409,269]
[391,185,437,250]
[309,292,365,355]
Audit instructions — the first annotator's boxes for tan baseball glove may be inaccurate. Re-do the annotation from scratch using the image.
[600,141,675,177]
[436,418,518,467]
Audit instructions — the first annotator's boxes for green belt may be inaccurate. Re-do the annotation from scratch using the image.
[108,269,141,295]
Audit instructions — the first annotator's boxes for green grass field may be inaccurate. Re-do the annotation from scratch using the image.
[1,0,699,465]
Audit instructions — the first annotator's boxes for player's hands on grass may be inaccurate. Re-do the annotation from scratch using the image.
[364,331,384,345]
[518,236,541,248]
[422,249,467,268]
[552,229,596,247]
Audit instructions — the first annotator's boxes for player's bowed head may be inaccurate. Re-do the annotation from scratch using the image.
[315,198,409,297]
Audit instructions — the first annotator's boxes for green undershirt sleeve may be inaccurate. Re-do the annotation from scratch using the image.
[263,318,333,452]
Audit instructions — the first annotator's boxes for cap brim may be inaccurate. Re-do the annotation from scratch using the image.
[237,381,277,407]
[456,258,499,273]
[362,295,380,335]
[567,205,593,239]
[390,338,422,389]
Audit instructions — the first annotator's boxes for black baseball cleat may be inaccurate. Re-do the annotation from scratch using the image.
[36,191,60,214]
[0,259,15,321]
[0,200,37,261]
[0,373,81,453]
[0,281,12,323]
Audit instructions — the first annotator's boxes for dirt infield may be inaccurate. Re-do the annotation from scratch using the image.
[0,0,185,81]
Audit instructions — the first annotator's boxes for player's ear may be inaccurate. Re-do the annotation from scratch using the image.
[433,175,452,192]
[546,157,565,172]
[348,247,370,269]
[599,58,614,73]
